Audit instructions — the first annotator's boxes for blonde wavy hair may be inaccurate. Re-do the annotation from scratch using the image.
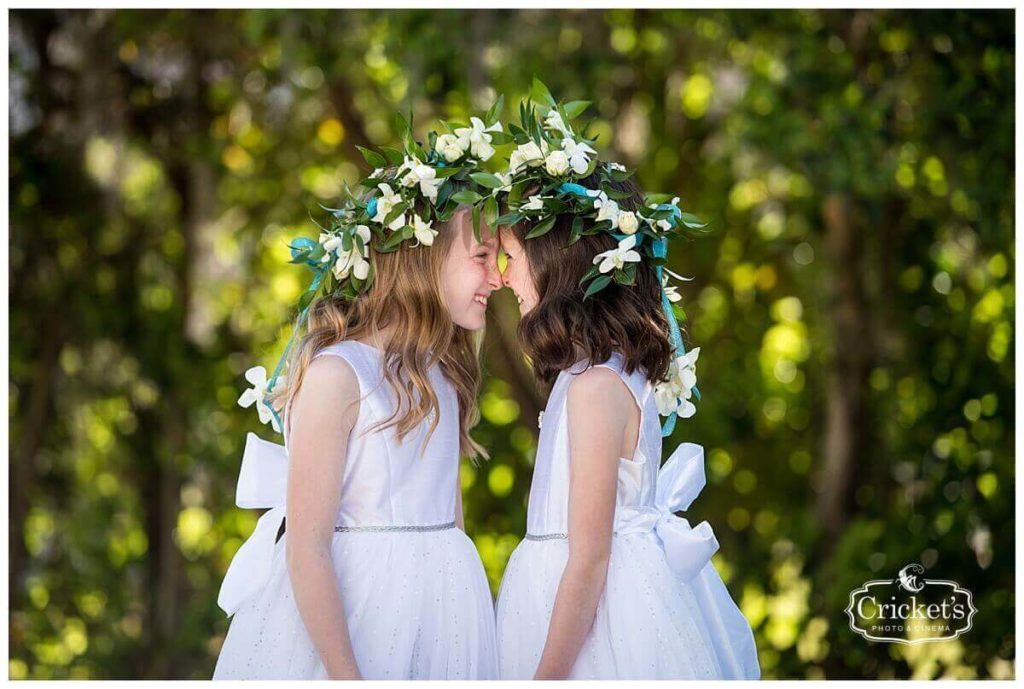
[270,207,487,462]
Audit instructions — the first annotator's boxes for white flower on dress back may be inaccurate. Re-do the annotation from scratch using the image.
[654,348,700,419]
[238,365,284,433]
[593,234,642,274]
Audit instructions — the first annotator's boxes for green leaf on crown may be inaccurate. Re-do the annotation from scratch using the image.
[568,215,584,245]
[578,264,602,285]
[485,94,505,127]
[582,274,612,299]
[472,203,482,243]
[451,189,483,205]
[679,212,708,229]
[562,100,591,119]
[530,77,556,108]
[469,172,505,189]
[377,228,406,253]
[379,146,405,166]
[525,214,556,239]
[356,146,387,169]
[484,195,498,227]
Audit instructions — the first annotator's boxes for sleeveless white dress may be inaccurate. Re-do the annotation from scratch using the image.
[495,352,760,680]
[214,341,498,679]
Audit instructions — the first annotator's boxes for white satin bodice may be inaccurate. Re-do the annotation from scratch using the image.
[289,340,461,528]
[526,352,665,536]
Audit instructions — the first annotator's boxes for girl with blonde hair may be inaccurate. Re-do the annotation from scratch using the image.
[214,109,505,679]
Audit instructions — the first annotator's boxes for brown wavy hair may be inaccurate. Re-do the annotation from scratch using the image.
[271,207,487,461]
[508,172,673,387]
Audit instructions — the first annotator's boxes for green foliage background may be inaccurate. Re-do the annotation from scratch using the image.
[8,8,1014,680]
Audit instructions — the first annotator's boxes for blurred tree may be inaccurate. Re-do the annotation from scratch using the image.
[8,8,1014,679]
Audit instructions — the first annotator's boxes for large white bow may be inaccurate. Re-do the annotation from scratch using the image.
[217,433,290,616]
[615,442,719,581]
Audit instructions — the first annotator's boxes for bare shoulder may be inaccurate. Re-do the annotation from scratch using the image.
[293,353,360,412]
[566,365,632,415]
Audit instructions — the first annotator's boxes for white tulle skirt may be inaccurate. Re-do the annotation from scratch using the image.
[213,528,498,680]
[495,531,759,680]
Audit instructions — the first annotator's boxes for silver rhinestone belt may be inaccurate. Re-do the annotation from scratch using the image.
[525,530,636,541]
[525,532,568,541]
[333,521,457,533]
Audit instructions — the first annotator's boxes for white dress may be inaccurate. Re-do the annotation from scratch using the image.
[214,341,499,679]
[495,352,761,680]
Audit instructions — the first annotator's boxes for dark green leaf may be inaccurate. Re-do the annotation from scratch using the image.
[470,172,505,189]
[356,145,387,169]
[525,214,557,239]
[583,274,612,298]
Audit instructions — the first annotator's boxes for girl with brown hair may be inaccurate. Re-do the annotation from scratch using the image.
[493,87,760,680]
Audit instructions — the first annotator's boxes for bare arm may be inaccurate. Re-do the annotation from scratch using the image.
[285,356,362,680]
[533,368,635,680]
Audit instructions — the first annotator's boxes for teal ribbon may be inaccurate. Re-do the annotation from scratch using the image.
[559,182,589,197]
[263,267,326,433]
[561,184,701,435]
[652,234,700,437]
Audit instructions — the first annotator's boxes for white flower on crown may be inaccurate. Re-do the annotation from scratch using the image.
[332,224,372,281]
[654,348,700,419]
[318,232,342,263]
[412,214,438,246]
[607,162,627,172]
[562,138,596,175]
[594,196,620,229]
[544,149,570,176]
[454,117,501,162]
[493,171,512,195]
[238,365,284,433]
[520,195,549,213]
[593,234,641,274]
[647,196,682,233]
[618,210,639,235]
[372,183,406,231]
[435,133,469,163]
[544,109,572,137]
[399,156,443,204]
[661,269,689,303]
[509,140,548,175]
[370,167,385,179]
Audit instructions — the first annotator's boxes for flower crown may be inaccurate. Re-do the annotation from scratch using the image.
[493,79,707,435]
[289,100,509,304]
[239,85,706,438]
[239,101,507,432]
